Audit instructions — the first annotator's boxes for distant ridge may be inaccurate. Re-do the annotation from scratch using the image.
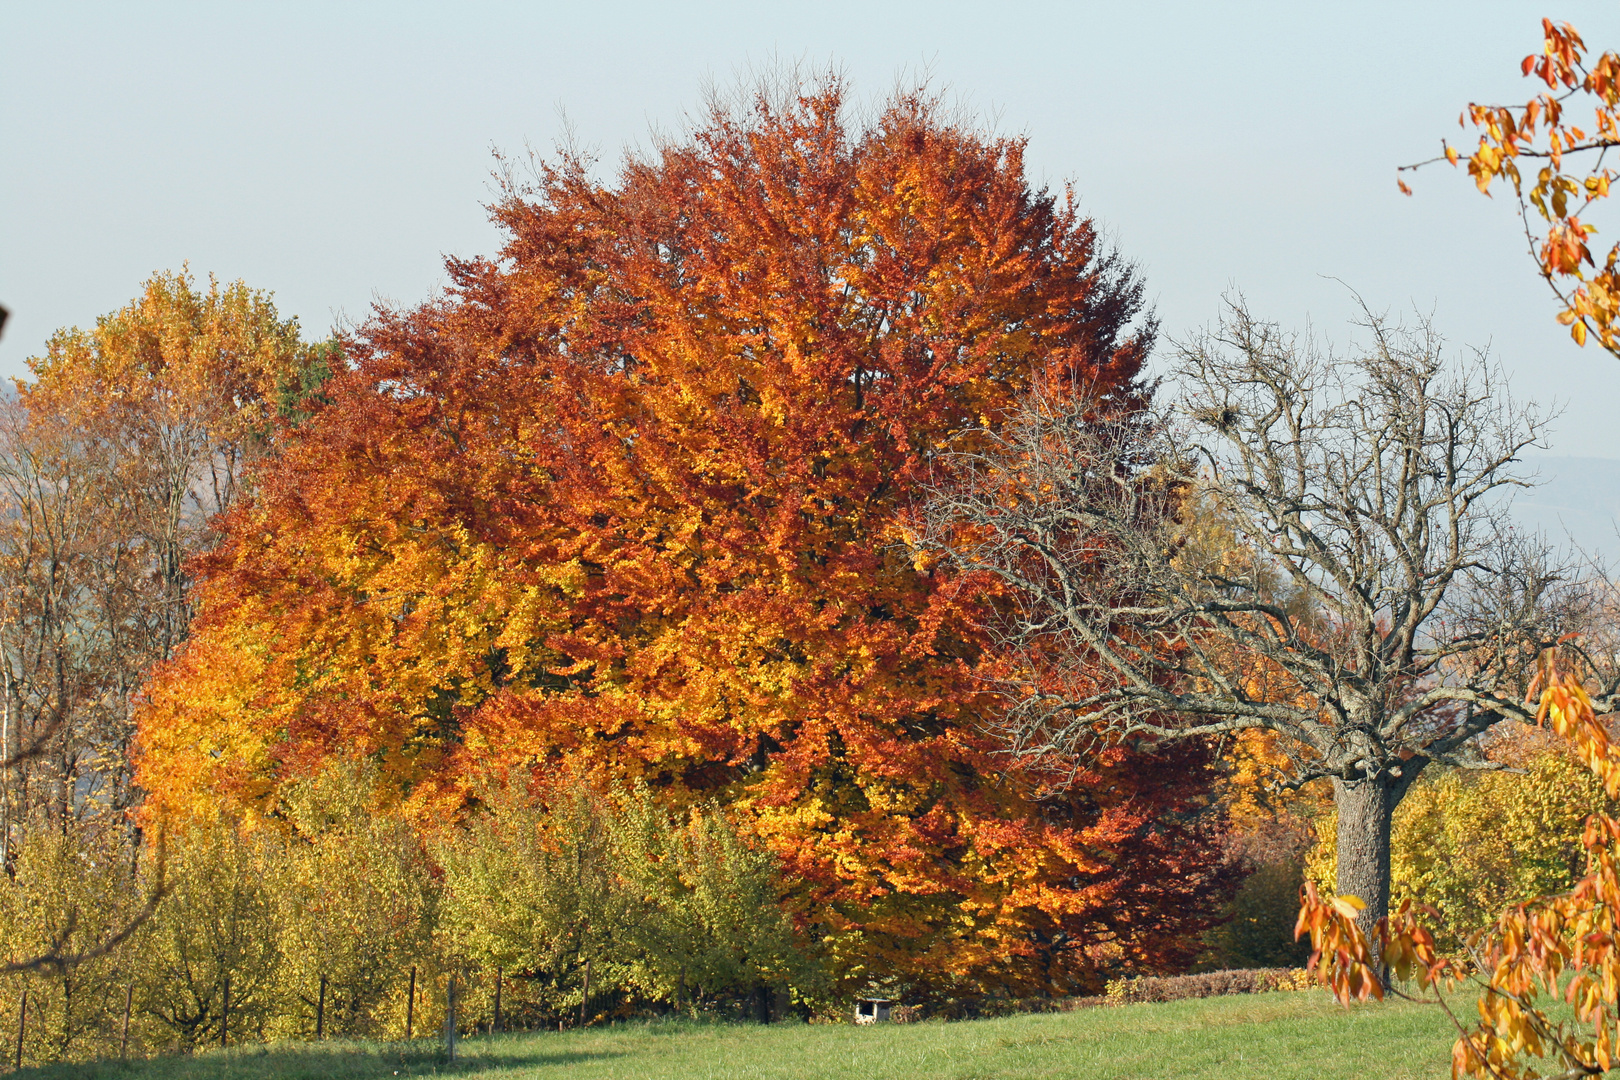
[1514,455,1620,564]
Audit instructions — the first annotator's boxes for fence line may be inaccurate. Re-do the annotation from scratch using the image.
[1,956,653,1069]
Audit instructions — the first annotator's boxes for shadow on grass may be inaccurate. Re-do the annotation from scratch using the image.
[15,1034,626,1080]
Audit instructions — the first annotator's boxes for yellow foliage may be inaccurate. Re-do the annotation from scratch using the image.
[0,828,140,1063]
[1305,726,1614,952]
[267,763,437,1040]
[1220,728,1319,829]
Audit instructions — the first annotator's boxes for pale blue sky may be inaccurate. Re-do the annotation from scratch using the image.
[5,1,1620,470]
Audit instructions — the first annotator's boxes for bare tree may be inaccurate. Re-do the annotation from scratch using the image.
[0,273,318,983]
[0,271,326,862]
[0,399,119,852]
[919,300,1620,941]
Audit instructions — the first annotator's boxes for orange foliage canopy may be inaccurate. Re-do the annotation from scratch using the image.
[137,82,1232,994]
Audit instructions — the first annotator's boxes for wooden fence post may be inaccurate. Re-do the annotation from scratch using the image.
[405,965,416,1041]
[579,959,590,1029]
[120,983,133,1060]
[221,974,230,1048]
[493,968,502,1034]
[14,988,24,1071]
[445,973,458,1063]
[316,974,327,1040]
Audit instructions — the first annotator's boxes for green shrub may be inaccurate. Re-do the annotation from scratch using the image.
[136,816,281,1052]
[1103,967,1314,1005]
[268,764,437,1040]
[0,825,140,1064]
[438,775,822,1023]
[1202,859,1313,970]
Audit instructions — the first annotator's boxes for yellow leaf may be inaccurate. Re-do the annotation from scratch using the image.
[1332,894,1367,919]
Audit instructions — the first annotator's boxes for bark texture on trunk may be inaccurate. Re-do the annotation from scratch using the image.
[1333,775,1396,944]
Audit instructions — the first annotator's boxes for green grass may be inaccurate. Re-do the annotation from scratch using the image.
[18,993,1460,1080]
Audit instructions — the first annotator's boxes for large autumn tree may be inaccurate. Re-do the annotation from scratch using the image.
[137,81,1233,996]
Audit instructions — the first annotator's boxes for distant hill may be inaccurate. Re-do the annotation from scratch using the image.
[1513,455,1620,564]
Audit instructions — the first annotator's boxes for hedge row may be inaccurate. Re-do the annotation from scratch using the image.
[886,968,1316,1022]
[1101,968,1316,1005]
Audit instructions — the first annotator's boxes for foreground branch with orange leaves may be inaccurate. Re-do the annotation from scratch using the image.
[1403,18,1620,358]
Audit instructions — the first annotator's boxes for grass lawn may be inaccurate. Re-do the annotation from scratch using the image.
[20,992,1461,1080]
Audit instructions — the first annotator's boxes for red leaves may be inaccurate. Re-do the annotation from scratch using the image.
[137,81,1228,996]
[1542,219,1596,277]
[1521,19,1585,89]
[1296,881,1382,1003]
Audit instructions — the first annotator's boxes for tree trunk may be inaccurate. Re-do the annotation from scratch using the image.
[15,987,26,1071]
[120,983,132,1060]
[445,973,457,1063]
[753,984,771,1024]
[405,965,416,1040]
[1332,775,1396,946]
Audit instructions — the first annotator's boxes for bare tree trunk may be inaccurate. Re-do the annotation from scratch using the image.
[1333,776,1396,946]
[578,960,590,1028]
[445,974,457,1063]
[754,984,771,1024]
[405,965,415,1040]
